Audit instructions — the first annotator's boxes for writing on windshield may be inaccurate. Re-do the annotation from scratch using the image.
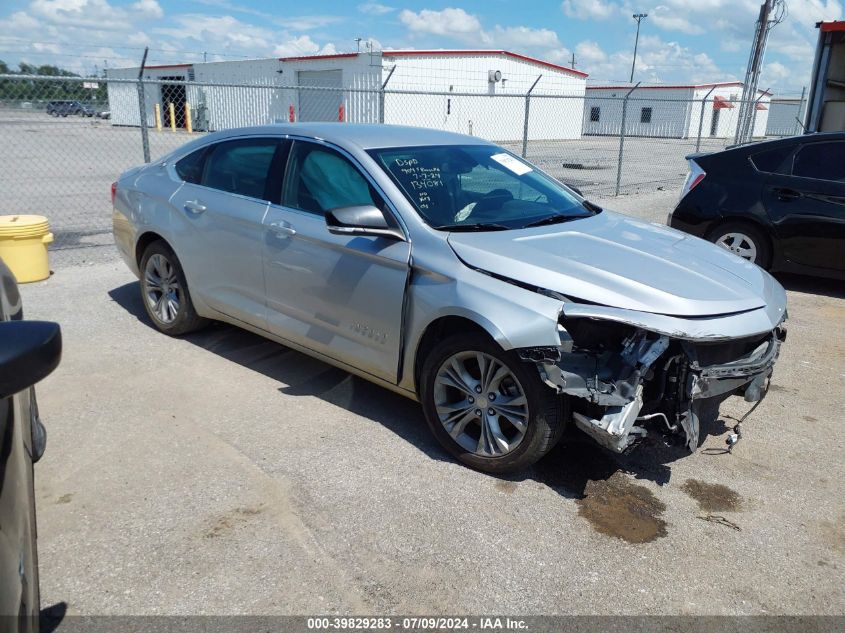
[369,145,590,230]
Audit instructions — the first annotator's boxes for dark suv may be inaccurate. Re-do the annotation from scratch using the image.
[670,132,845,280]
[0,258,61,629]
[46,101,94,117]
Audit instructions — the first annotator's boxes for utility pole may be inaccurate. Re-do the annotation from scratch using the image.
[630,13,648,83]
[355,38,362,53]
[734,0,784,143]
[570,52,576,69]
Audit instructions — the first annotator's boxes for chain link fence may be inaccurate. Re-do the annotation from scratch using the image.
[0,74,802,251]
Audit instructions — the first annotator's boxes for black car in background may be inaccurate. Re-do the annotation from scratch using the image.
[669,132,845,281]
[45,101,94,117]
[0,259,61,631]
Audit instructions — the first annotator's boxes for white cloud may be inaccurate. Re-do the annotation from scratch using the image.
[561,0,617,20]
[358,2,394,15]
[131,0,162,19]
[576,40,607,63]
[272,36,342,58]
[650,6,704,35]
[484,26,562,50]
[398,8,482,36]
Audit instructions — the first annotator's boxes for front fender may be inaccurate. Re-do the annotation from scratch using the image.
[399,265,563,393]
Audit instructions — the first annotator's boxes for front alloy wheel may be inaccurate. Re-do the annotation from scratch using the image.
[434,351,530,457]
[420,333,566,474]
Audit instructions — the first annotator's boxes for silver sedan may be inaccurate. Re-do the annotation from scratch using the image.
[113,124,787,473]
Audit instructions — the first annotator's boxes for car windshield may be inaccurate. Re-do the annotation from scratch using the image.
[368,144,595,230]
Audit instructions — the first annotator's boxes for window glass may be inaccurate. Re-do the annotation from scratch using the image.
[175,148,207,184]
[201,138,278,200]
[640,107,652,123]
[749,145,793,174]
[283,142,379,214]
[590,106,600,122]
[369,144,591,230]
[793,142,845,182]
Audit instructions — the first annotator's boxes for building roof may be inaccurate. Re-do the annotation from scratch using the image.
[128,50,587,78]
[587,82,772,95]
[381,50,587,78]
[818,20,845,32]
[277,53,360,62]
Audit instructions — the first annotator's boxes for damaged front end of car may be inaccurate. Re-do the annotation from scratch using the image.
[520,310,787,453]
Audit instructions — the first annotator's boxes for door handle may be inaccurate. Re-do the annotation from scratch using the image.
[774,188,802,202]
[184,200,207,214]
[268,221,296,237]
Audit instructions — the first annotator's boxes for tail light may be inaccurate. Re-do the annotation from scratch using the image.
[111,181,117,205]
[680,160,706,200]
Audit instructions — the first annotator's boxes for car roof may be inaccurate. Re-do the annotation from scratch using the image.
[204,123,494,151]
[735,131,845,151]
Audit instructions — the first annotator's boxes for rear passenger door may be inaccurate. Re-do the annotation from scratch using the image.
[762,140,845,272]
[170,137,289,328]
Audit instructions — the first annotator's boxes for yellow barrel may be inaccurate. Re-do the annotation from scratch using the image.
[0,215,53,283]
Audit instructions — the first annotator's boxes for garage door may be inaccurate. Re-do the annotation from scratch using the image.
[298,70,343,122]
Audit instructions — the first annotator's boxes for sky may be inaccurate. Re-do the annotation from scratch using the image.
[0,0,842,95]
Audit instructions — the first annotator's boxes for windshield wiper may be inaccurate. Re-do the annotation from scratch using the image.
[522,214,583,229]
[434,222,511,232]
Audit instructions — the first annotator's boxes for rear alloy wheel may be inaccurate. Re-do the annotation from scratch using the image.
[708,222,771,269]
[139,241,208,336]
[420,333,566,474]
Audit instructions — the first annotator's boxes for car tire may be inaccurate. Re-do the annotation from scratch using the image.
[707,222,772,269]
[139,241,208,336]
[420,333,566,474]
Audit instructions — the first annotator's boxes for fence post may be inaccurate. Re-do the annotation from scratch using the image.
[522,75,542,158]
[695,86,716,153]
[615,83,639,196]
[749,87,769,140]
[794,86,807,135]
[136,47,151,163]
[379,65,396,124]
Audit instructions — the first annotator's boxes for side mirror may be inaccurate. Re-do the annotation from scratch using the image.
[325,205,405,241]
[0,321,62,398]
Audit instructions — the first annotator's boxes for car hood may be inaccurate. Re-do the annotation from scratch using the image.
[447,211,774,317]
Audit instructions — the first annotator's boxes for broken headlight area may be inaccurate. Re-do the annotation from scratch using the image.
[525,318,784,454]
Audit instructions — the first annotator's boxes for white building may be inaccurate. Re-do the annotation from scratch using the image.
[106,50,587,142]
[583,82,771,139]
[766,97,806,136]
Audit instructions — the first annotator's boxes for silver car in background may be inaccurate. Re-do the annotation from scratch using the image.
[113,124,787,473]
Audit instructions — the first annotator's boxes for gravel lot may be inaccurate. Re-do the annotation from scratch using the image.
[17,193,844,619]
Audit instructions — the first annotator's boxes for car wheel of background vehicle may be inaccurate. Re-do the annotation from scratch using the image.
[707,222,772,269]
[139,241,208,336]
[420,333,566,474]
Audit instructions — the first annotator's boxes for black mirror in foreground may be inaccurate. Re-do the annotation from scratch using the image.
[325,205,405,241]
[0,321,62,398]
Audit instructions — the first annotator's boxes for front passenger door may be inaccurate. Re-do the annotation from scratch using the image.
[262,141,411,383]
[762,140,845,272]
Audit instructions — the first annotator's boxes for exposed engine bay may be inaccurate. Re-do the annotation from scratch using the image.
[520,316,787,453]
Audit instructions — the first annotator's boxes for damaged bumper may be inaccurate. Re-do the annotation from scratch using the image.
[529,317,786,454]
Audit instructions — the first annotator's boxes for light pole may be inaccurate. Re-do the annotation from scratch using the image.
[630,13,648,83]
